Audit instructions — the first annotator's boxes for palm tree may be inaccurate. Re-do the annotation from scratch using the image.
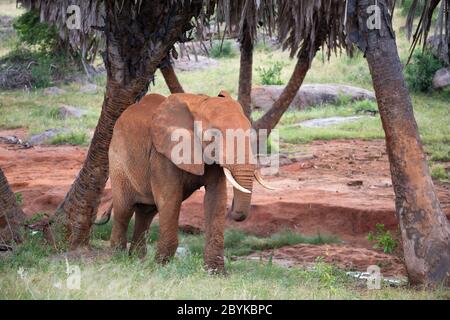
[0,168,25,247]
[20,0,204,248]
[248,0,450,285]
[159,56,185,94]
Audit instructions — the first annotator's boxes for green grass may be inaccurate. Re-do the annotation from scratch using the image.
[1,228,448,299]
[93,222,339,258]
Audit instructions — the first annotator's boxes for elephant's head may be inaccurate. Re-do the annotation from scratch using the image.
[151,91,273,222]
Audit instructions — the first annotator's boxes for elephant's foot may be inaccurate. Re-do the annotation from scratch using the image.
[155,242,177,264]
[110,237,128,251]
[204,255,226,275]
[129,243,148,259]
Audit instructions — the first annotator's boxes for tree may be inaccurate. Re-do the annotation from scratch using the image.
[0,168,25,247]
[159,56,185,94]
[21,0,203,248]
[353,0,450,285]
[237,0,256,120]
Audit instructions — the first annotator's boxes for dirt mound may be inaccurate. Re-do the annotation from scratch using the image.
[244,243,407,278]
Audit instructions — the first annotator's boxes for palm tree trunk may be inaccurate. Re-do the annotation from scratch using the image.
[160,63,184,93]
[56,1,202,249]
[238,22,254,120]
[360,0,450,286]
[0,167,25,245]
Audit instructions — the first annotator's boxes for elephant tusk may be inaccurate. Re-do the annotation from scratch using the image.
[223,168,252,194]
[254,170,277,190]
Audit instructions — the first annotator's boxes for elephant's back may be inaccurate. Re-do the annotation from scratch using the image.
[109,94,167,178]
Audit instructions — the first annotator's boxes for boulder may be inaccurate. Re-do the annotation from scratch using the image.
[173,55,219,72]
[251,84,376,112]
[292,116,368,128]
[28,128,67,146]
[57,105,87,119]
[43,86,66,96]
[432,67,450,90]
[79,83,98,94]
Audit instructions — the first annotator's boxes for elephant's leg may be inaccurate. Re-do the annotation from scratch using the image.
[110,200,134,250]
[154,196,182,264]
[129,204,157,258]
[150,152,183,264]
[203,166,227,274]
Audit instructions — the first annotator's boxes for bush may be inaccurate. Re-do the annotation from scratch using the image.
[50,131,89,146]
[404,50,444,92]
[257,61,285,85]
[352,100,379,115]
[431,164,449,181]
[367,224,397,254]
[12,10,59,54]
[210,41,237,58]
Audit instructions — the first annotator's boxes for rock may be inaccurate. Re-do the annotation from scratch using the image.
[347,180,363,187]
[28,128,67,145]
[432,67,450,90]
[173,55,219,72]
[176,247,189,257]
[251,84,376,111]
[57,105,87,119]
[0,135,22,145]
[291,116,368,128]
[43,87,66,96]
[79,83,98,94]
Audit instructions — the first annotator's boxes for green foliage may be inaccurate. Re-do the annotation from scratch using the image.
[427,143,450,162]
[210,41,237,58]
[367,224,397,254]
[257,61,285,85]
[15,192,23,206]
[50,131,89,146]
[405,51,444,92]
[352,100,379,115]
[398,0,424,17]
[12,10,59,55]
[431,164,449,181]
[181,229,339,257]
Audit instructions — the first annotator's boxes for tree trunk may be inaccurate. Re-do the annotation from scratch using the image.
[238,22,254,120]
[359,0,450,286]
[56,0,202,249]
[160,63,184,93]
[0,167,25,245]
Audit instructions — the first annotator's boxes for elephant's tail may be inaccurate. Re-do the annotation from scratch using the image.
[94,204,113,225]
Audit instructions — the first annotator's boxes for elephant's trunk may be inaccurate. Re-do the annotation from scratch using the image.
[226,165,254,222]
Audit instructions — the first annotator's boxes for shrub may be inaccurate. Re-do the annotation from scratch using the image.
[12,10,59,54]
[404,50,444,92]
[50,131,89,146]
[352,100,379,115]
[431,164,449,181]
[15,192,23,206]
[367,224,397,254]
[257,61,285,85]
[210,41,237,58]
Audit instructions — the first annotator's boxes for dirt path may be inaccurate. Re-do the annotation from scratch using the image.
[1,129,449,278]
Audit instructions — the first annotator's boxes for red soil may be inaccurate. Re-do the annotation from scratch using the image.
[1,129,449,278]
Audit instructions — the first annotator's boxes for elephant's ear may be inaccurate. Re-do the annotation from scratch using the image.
[218,90,232,99]
[151,95,204,175]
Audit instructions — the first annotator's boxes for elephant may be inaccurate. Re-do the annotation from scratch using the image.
[107,91,272,273]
